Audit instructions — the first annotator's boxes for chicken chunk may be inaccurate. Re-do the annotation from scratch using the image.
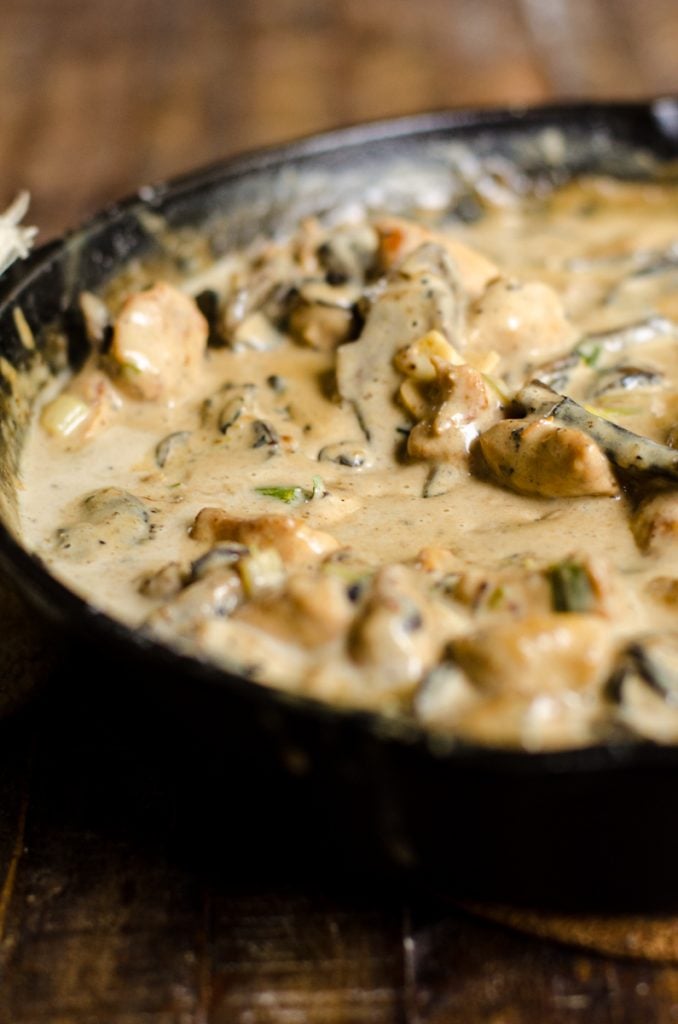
[466,279,575,383]
[479,417,619,497]
[451,613,615,696]
[237,570,354,648]
[111,282,208,400]
[347,565,441,692]
[190,509,338,564]
[631,490,678,552]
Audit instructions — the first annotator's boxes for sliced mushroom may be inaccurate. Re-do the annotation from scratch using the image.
[189,543,249,582]
[81,487,151,541]
[56,487,151,559]
[607,635,678,742]
[574,315,676,363]
[591,365,663,398]
[317,441,373,469]
[516,380,678,482]
[155,431,191,469]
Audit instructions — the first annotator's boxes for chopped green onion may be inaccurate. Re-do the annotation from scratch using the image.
[255,485,305,504]
[575,340,602,367]
[255,476,326,504]
[547,560,594,613]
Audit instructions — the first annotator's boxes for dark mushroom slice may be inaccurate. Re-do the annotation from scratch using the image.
[218,394,246,435]
[631,244,678,278]
[516,380,678,482]
[189,543,249,582]
[56,487,152,558]
[574,316,676,367]
[318,441,373,469]
[201,382,256,433]
[81,487,151,541]
[536,352,580,391]
[223,273,297,350]
[155,430,191,468]
[607,635,678,742]
[317,223,378,283]
[251,420,280,450]
[591,366,664,398]
[266,374,287,394]
[194,289,224,347]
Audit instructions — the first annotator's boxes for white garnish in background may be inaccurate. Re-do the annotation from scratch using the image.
[0,192,37,276]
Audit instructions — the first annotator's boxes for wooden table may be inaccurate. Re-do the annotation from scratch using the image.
[2,2,678,1020]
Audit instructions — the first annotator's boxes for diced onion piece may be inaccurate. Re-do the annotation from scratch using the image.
[238,547,286,598]
[394,330,464,381]
[41,394,91,438]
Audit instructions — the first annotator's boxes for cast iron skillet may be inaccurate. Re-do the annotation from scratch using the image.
[2,101,678,910]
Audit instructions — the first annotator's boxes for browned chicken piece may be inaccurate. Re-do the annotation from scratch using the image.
[631,490,678,552]
[466,279,575,383]
[451,613,615,695]
[406,360,501,464]
[236,571,354,648]
[374,215,498,299]
[479,417,619,498]
[190,509,338,563]
[110,281,208,400]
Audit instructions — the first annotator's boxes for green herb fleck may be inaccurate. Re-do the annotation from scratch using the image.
[255,476,326,505]
[547,560,595,613]
[575,340,602,368]
[255,485,305,504]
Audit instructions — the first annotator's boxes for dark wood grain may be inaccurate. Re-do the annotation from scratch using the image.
[2,1,678,1020]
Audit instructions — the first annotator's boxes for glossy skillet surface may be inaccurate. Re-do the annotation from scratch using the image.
[2,101,678,909]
